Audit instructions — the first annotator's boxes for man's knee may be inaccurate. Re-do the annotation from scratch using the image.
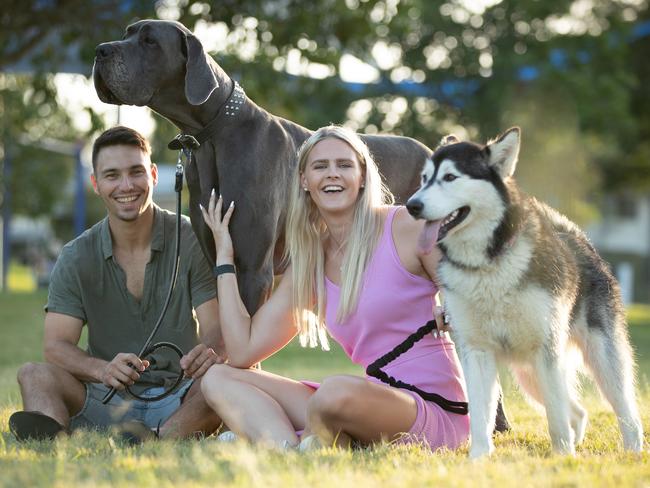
[17,362,58,389]
[308,376,361,423]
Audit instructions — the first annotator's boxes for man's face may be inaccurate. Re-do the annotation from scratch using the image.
[91,145,158,223]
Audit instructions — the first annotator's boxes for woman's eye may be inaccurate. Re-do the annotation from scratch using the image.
[443,174,457,182]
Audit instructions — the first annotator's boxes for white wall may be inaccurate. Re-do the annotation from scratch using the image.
[586,195,650,255]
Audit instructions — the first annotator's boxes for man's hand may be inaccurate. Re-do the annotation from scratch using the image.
[100,353,150,390]
[180,344,225,380]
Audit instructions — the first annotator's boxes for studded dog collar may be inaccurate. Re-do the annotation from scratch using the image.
[193,79,246,145]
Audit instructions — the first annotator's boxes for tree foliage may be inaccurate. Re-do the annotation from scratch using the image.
[1,0,649,222]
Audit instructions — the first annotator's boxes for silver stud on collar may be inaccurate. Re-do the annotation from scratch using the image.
[224,82,246,117]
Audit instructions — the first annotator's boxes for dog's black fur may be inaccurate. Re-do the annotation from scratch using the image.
[94,19,431,313]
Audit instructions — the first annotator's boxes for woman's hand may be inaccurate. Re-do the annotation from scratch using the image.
[200,190,235,264]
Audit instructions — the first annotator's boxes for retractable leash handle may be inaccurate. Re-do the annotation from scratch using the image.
[101,135,200,405]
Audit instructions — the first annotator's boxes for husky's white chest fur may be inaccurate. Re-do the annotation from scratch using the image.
[440,236,553,360]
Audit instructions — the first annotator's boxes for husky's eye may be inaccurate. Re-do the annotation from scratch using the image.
[421,174,427,184]
[443,173,457,182]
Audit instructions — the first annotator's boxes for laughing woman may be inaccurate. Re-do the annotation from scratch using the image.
[199,125,469,450]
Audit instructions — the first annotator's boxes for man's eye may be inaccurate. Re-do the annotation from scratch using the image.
[443,173,457,182]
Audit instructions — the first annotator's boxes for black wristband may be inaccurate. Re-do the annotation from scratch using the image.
[213,264,236,279]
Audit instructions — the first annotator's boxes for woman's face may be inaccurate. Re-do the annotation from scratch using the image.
[301,137,365,217]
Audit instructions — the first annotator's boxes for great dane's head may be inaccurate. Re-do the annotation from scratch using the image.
[93,19,218,107]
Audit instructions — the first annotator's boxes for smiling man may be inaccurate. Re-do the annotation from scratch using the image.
[9,126,223,443]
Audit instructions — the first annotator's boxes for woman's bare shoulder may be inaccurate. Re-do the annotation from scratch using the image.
[391,205,425,241]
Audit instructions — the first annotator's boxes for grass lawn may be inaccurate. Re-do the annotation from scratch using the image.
[0,291,648,487]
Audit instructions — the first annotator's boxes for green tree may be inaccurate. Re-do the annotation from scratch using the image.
[2,0,648,222]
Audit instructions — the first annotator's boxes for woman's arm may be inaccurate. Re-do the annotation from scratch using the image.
[392,207,446,326]
[391,206,442,280]
[200,191,298,368]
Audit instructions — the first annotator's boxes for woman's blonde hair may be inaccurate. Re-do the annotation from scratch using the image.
[284,125,394,348]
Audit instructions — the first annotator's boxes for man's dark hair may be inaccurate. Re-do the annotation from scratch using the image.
[91,126,152,173]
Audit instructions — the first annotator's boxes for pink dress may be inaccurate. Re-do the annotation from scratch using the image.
[321,206,469,449]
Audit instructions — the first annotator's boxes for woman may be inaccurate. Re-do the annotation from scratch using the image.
[199,125,469,450]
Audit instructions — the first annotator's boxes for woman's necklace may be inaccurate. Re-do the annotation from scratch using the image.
[328,232,347,270]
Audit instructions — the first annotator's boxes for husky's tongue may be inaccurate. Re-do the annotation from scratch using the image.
[417,220,442,255]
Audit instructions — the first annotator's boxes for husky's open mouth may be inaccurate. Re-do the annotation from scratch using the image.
[438,206,470,240]
[417,206,470,254]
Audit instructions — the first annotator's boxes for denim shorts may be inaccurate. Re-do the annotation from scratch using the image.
[69,379,193,431]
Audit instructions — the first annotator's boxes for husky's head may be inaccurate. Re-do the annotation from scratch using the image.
[406,127,520,254]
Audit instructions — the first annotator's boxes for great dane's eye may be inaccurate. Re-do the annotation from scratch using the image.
[143,36,157,46]
[443,173,457,182]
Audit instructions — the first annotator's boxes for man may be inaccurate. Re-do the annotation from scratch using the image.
[9,126,223,442]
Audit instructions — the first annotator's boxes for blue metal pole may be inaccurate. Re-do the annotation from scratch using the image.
[2,140,12,291]
[73,143,85,237]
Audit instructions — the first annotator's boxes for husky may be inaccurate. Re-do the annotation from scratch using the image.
[406,127,644,457]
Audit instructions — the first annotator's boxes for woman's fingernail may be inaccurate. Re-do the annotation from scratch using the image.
[211,188,215,196]
[199,203,204,210]
[230,201,234,207]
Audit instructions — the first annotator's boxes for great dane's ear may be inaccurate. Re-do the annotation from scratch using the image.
[184,34,218,105]
[486,127,520,178]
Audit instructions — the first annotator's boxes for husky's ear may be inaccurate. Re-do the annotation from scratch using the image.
[436,134,460,150]
[486,127,520,178]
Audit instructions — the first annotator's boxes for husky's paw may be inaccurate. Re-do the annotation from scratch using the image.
[551,438,576,456]
[469,442,494,459]
[622,429,644,453]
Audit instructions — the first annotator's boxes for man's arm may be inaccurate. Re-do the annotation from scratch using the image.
[196,297,223,351]
[179,298,224,379]
[43,312,148,390]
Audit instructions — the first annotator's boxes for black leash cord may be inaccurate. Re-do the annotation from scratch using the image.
[365,320,469,415]
[101,137,198,404]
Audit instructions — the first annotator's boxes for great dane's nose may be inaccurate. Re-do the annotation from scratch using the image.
[406,199,423,218]
[95,42,116,59]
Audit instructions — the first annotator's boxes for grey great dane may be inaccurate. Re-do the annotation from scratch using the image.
[93,19,511,432]
[93,19,431,314]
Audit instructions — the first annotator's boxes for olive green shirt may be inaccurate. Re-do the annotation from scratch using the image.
[46,205,216,395]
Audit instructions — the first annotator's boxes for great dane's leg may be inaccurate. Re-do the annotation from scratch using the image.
[236,263,275,315]
[494,383,511,433]
[186,145,218,265]
[460,347,499,458]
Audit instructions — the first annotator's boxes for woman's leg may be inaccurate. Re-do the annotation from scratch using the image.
[201,363,315,446]
[306,375,418,446]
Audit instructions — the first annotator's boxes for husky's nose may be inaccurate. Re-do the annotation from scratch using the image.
[406,199,423,218]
